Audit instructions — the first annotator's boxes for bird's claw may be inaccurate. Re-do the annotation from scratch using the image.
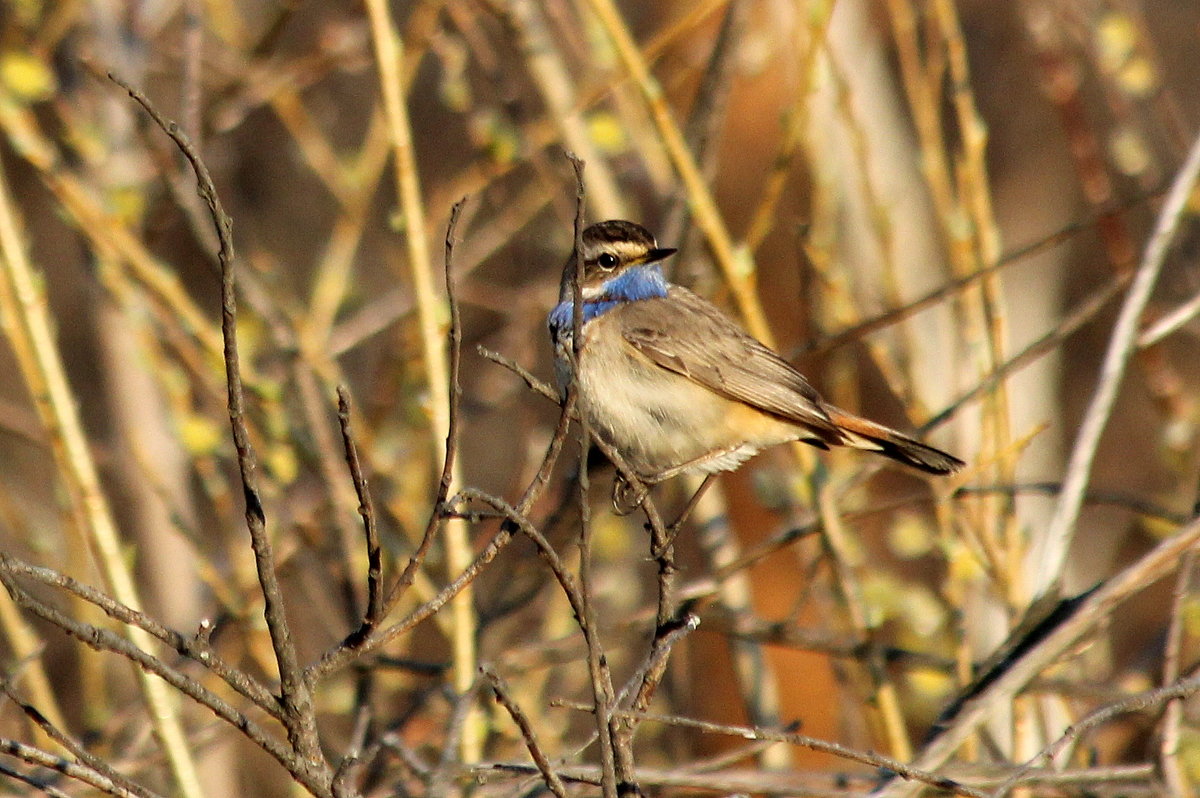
[611,474,649,515]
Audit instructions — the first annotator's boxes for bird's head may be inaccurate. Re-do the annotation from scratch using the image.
[559,220,677,301]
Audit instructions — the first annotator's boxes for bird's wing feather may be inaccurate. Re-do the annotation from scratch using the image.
[618,287,841,441]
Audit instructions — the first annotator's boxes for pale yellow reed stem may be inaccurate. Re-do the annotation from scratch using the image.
[0,153,205,798]
[363,0,480,763]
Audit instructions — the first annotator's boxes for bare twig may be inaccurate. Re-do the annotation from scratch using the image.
[448,490,587,620]
[1,681,162,798]
[309,523,514,682]
[429,684,482,795]
[583,432,679,728]
[1139,287,1200,347]
[481,760,1157,796]
[481,664,569,798]
[563,153,612,797]
[992,670,1200,797]
[109,72,328,791]
[798,192,1156,359]
[1034,129,1200,594]
[0,95,204,798]
[876,514,1200,798]
[608,711,987,798]
[620,613,700,709]
[0,737,143,798]
[316,198,469,666]
[0,568,331,795]
[1158,550,1197,796]
[0,554,280,717]
[923,271,1130,433]
[954,482,1192,526]
[337,386,384,634]
[331,675,376,798]
[476,346,560,403]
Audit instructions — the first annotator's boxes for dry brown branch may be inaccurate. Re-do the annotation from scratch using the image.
[0,103,204,798]
[336,386,384,634]
[1035,128,1200,594]
[0,737,147,798]
[108,72,330,793]
[0,554,280,717]
[481,664,569,798]
[878,514,1200,798]
[1,682,162,798]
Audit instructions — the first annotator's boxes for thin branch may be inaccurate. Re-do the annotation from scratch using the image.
[1138,287,1200,347]
[1158,550,1197,796]
[330,675,375,798]
[609,711,987,798]
[0,553,281,718]
[954,482,1192,526]
[1,682,163,798]
[429,684,481,795]
[316,199,470,668]
[566,152,630,798]
[0,738,136,798]
[481,664,569,798]
[620,613,700,708]
[337,386,384,635]
[0,569,332,797]
[452,487,638,790]
[449,490,586,622]
[478,760,1158,796]
[309,524,513,682]
[875,514,1200,798]
[992,670,1200,797]
[1034,128,1200,595]
[585,433,680,724]
[476,346,559,403]
[108,71,328,790]
[797,190,1157,359]
[922,270,1129,433]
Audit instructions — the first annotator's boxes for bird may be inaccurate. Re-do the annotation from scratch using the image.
[547,220,964,494]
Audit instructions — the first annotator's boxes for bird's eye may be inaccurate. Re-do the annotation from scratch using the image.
[597,253,619,270]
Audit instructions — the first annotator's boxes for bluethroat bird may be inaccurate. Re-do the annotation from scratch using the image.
[547,220,964,496]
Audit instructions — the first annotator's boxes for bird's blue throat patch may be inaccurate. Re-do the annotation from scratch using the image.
[548,265,668,333]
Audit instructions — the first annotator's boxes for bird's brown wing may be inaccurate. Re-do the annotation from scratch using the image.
[618,286,841,442]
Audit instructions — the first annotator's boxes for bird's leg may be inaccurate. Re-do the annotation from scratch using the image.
[613,445,737,517]
[646,444,745,483]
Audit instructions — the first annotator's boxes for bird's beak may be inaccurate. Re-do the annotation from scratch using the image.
[643,247,677,264]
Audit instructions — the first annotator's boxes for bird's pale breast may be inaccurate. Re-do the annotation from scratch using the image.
[562,307,799,477]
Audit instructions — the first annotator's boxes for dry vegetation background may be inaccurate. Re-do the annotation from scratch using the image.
[1,0,1200,796]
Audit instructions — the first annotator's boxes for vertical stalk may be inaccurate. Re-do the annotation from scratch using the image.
[362,0,480,763]
[0,152,205,798]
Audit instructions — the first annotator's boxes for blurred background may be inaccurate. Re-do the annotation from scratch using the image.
[0,0,1199,795]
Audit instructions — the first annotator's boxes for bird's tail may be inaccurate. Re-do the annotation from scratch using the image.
[825,408,964,475]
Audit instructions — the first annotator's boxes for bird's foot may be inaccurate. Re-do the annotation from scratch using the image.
[612,473,651,515]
